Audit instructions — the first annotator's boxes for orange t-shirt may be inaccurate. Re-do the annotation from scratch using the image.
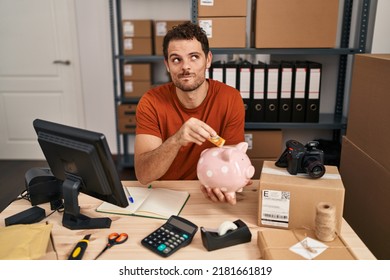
[135,79,245,180]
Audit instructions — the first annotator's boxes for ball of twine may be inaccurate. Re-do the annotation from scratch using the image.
[315,202,337,242]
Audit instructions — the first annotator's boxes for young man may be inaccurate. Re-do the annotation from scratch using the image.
[134,22,245,204]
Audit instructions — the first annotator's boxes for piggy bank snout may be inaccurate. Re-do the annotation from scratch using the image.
[246,165,255,179]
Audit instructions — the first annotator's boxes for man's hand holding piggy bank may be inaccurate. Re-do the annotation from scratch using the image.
[197,142,255,205]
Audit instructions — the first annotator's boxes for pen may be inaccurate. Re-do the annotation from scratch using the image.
[124,187,134,203]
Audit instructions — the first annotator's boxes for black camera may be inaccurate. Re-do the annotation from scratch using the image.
[275,140,326,179]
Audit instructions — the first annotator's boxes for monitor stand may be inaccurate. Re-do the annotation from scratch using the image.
[62,177,111,230]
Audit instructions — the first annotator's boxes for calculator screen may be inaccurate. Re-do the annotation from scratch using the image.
[170,217,195,233]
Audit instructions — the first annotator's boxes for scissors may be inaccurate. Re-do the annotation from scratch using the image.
[94,232,128,260]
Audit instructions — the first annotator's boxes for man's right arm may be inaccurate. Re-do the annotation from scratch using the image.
[134,133,181,185]
[134,117,217,185]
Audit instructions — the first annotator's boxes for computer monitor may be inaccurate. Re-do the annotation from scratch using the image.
[33,119,129,230]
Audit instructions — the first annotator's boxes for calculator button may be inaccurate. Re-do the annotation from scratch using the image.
[157,244,167,251]
[163,247,172,254]
[182,234,189,239]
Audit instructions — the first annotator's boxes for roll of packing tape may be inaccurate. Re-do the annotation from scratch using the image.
[315,202,337,242]
[218,221,238,236]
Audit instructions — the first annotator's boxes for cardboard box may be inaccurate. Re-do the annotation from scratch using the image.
[122,20,152,38]
[198,17,246,48]
[346,54,390,171]
[244,130,282,158]
[123,81,151,98]
[123,63,151,81]
[117,104,137,134]
[257,228,357,260]
[250,158,278,179]
[258,161,345,233]
[254,0,339,48]
[118,115,137,134]
[244,130,282,179]
[198,0,247,17]
[154,20,189,55]
[123,38,152,55]
[340,136,390,260]
[118,104,137,115]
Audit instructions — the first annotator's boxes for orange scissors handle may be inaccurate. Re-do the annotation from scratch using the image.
[94,232,128,260]
[108,232,128,246]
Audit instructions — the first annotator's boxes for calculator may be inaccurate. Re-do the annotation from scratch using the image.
[141,215,198,257]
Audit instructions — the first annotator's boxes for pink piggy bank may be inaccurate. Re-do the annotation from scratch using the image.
[197,142,255,196]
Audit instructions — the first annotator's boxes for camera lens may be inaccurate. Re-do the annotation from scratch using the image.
[305,160,326,178]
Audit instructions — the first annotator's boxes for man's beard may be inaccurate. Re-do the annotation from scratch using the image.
[173,71,205,92]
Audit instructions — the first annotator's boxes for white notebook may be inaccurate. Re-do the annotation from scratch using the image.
[96,186,190,220]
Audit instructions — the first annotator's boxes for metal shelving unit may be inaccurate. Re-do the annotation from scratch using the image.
[109,0,371,169]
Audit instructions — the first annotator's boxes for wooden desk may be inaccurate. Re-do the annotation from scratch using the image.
[0,180,376,260]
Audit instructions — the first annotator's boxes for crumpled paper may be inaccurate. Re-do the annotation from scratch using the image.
[0,223,53,260]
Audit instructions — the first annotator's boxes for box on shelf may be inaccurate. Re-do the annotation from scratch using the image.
[254,0,339,48]
[117,104,137,115]
[123,63,151,81]
[258,161,345,233]
[123,81,151,98]
[122,20,152,38]
[257,228,357,260]
[346,54,390,171]
[198,17,246,48]
[245,130,283,179]
[123,38,152,55]
[245,130,282,158]
[340,136,390,260]
[117,104,137,134]
[118,120,136,134]
[198,0,247,17]
[154,20,189,55]
[118,115,136,131]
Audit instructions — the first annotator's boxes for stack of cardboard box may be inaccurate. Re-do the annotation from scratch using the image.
[256,161,347,259]
[340,54,390,260]
[119,63,152,133]
[122,20,153,55]
[117,103,137,134]
[197,0,247,48]
[122,63,152,99]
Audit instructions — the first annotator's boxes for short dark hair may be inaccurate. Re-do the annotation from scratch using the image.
[163,22,209,59]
